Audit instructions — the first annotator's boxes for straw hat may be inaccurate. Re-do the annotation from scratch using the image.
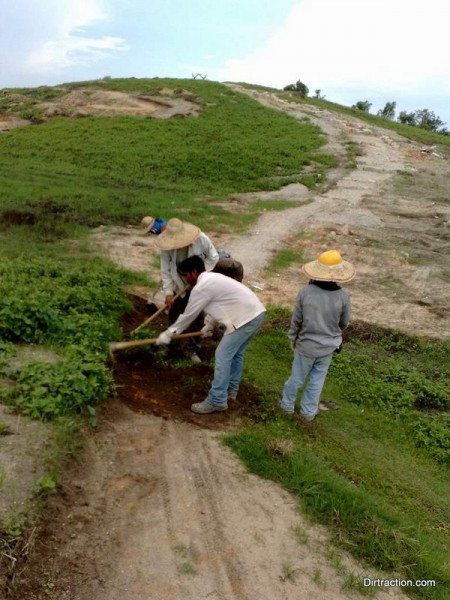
[154,218,201,250]
[301,250,356,282]
[141,216,155,233]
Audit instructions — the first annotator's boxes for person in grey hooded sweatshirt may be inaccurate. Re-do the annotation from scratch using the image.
[279,250,356,421]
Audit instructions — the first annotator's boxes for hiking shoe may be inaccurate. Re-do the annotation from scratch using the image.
[278,403,294,415]
[191,400,228,414]
[227,393,237,402]
[299,414,316,422]
[190,352,202,364]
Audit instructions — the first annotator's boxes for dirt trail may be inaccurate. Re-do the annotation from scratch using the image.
[12,87,450,599]
[224,85,450,339]
[38,404,379,600]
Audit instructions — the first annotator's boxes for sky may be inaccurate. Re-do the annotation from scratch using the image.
[2,0,449,127]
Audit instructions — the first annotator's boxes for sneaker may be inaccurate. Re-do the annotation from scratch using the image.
[278,403,294,415]
[227,393,237,402]
[191,400,228,414]
[190,352,202,364]
[299,414,316,422]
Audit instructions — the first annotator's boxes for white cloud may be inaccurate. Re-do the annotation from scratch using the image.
[17,0,127,78]
[27,36,127,71]
[214,0,450,99]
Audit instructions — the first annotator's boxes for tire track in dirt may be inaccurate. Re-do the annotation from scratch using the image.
[20,398,407,600]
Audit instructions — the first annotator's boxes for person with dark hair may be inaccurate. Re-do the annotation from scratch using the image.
[156,256,266,414]
[279,250,355,421]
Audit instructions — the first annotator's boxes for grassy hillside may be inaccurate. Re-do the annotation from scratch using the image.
[235,81,450,146]
[1,78,448,598]
[0,78,332,239]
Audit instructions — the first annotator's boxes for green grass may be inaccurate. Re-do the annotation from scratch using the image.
[266,248,300,273]
[266,243,308,275]
[0,78,333,235]
[225,308,450,599]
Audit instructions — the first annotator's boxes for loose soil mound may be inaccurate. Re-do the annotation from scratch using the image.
[113,296,264,429]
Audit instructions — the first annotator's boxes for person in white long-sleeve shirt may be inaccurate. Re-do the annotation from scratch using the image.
[153,218,219,362]
[156,256,266,414]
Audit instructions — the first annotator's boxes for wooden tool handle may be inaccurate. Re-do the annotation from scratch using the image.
[109,331,202,352]
[131,285,190,335]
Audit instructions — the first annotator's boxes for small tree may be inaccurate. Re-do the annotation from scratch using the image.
[352,100,372,112]
[398,110,416,126]
[313,89,326,100]
[414,109,445,132]
[397,108,447,133]
[377,101,396,120]
[283,79,309,98]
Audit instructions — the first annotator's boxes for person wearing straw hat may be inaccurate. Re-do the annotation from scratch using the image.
[141,216,167,235]
[156,255,266,414]
[279,250,355,421]
[154,218,219,362]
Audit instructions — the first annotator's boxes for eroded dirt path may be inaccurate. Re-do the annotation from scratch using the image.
[224,85,450,339]
[37,404,378,600]
[15,87,450,599]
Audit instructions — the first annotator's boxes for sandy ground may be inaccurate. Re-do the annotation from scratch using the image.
[0,86,200,132]
[5,85,450,599]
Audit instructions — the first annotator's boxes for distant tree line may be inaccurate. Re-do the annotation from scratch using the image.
[283,79,448,135]
[351,99,448,135]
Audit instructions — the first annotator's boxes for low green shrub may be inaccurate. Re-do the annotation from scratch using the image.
[0,256,134,421]
[10,350,113,421]
[0,297,60,343]
[329,348,449,463]
[414,416,450,464]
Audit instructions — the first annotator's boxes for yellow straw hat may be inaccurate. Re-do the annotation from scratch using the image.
[141,216,155,233]
[301,250,356,282]
[154,218,201,250]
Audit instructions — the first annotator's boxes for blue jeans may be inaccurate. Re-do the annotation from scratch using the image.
[206,312,265,407]
[280,352,333,418]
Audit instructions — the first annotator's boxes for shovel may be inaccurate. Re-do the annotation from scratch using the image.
[108,331,203,359]
[131,285,190,335]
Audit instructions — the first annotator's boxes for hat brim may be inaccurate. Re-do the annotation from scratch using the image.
[301,260,356,283]
[154,223,201,250]
[141,217,155,233]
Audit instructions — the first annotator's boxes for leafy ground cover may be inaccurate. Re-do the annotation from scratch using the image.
[0,252,137,422]
[0,78,333,233]
[226,308,450,599]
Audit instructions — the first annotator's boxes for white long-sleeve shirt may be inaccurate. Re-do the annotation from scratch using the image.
[169,272,266,335]
[160,233,219,295]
